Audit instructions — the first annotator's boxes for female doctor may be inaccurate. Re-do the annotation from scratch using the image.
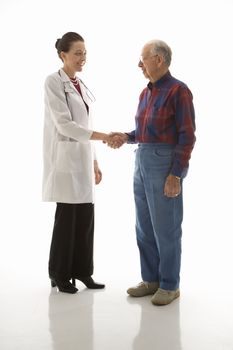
[43,32,111,294]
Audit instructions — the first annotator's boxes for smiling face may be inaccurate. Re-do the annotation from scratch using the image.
[60,40,86,77]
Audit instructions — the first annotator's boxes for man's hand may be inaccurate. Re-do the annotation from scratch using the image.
[104,132,128,149]
[164,174,181,198]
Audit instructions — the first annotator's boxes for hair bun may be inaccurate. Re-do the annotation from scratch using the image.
[55,38,61,49]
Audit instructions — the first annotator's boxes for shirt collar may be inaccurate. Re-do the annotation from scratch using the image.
[59,68,77,83]
[147,70,172,90]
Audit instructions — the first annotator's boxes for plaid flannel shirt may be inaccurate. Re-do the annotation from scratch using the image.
[127,71,196,177]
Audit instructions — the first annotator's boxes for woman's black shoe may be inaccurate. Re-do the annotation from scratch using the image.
[77,276,105,289]
[50,278,78,294]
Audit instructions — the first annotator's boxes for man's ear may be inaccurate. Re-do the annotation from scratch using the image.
[154,54,163,66]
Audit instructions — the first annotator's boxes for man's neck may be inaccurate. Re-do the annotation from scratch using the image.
[150,68,168,83]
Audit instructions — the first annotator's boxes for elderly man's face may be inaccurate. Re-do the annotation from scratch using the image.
[138,44,161,82]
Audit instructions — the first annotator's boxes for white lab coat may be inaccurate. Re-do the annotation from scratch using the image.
[42,68,96,203]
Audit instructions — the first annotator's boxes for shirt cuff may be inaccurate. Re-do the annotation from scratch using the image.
[125,132,136,144]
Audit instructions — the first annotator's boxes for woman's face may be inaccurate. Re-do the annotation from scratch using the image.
[61,41,87,73]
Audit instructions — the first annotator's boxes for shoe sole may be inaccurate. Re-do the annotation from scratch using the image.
[59,288,78,294]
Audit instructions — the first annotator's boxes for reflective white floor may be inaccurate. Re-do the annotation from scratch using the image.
[1,276,233,350]
[1,193,233,350]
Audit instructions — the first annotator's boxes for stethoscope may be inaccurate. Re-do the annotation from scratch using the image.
[78,78,96,102]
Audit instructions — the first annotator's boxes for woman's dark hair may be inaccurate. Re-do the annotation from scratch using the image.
[55,32,84,56]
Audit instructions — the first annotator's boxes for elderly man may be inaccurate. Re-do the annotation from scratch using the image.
[110,39,196,305]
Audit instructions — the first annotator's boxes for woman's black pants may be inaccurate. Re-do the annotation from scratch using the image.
[49,203,94,281]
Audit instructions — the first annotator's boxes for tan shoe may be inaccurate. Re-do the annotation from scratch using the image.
[151,288,180,305]
[127,281,159,297]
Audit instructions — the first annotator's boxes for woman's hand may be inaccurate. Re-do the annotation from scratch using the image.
[105,132,128,149]
[94,160,102,185]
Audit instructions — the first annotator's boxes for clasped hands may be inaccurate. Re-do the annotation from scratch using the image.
[104,132,128,149]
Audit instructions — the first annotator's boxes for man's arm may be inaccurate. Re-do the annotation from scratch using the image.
[171,86,196,178]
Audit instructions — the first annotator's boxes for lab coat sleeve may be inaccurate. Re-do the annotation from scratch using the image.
[44,75,93,142]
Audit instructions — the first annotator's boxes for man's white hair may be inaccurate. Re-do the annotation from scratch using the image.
[147,39,172,67]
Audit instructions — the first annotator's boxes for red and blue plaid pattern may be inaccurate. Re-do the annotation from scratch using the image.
[127,71,196,177]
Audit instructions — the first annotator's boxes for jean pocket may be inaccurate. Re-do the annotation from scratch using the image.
[154,148,174,157]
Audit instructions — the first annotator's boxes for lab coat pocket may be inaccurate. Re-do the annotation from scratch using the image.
[56,141,82,173]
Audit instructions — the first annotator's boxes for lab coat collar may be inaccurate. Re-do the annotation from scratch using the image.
[58,68,81,95]
[58,68,72,82]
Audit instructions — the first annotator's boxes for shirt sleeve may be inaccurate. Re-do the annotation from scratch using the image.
[171,86,196,177]
[125,130,136,143]
[44,75,93,142]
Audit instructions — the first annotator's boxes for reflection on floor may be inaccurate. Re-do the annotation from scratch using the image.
[0,277,233,350]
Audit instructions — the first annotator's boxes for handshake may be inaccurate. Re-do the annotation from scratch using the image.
[103,132,128,149]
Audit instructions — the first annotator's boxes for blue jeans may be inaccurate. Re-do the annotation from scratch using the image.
[134,144,183,290]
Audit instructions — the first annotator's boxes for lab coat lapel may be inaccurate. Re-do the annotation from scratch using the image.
[59,68,91,108]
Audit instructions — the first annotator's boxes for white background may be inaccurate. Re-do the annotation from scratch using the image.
[0,0,233,296]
